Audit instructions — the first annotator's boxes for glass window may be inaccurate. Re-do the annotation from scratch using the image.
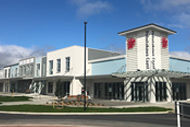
[156,82,167,102]
[4,69,7,78]
[11,68,13,77]
[23,66,26,76]
[94,82,124,100]
[131,82,148,102]
[57,59,61,73]
[63,81,70,96]
[49,60,53,74]
[15,68,18,77]
[36,64,40,76]
[8,69,10,78]
[65,57,70,72]
[42,62,46,76]
[48,82,53,93]
[20,67,23,76]
[172,83,187,101]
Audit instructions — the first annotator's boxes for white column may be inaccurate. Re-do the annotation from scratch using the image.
[186,82,190,101]
[148,77,156,103]
[124,78,132,102]
[165,77,172,102]
[3,82,5,92]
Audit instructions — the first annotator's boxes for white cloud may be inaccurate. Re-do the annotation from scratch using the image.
[170,51,190,59]
[141,0,190,28]
[0,44,48,69]
[71,0,112,18]
[0,70,3,79]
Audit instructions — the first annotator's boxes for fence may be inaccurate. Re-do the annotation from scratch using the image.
[175,102,190,127]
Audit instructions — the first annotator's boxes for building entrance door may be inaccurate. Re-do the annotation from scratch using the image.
[136,84,144,101]
[131,82,148,102]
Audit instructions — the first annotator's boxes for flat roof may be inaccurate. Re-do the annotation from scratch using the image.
[88,55,125,63]
[118,23,176,36]
[4,63,19,68]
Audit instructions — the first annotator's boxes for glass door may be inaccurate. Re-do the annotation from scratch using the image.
[131,82,148,102]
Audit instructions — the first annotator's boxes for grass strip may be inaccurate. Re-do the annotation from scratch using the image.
[0,96,32,102]
[0,104,172,112]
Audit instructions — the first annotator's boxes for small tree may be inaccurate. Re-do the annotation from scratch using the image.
[55,79,64,99]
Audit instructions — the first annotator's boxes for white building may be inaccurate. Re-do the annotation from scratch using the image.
[1,23,190,103]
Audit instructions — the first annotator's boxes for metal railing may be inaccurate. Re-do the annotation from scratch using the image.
[175,102,190,127]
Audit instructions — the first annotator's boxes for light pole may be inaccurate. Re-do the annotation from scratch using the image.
[84,22,88,111]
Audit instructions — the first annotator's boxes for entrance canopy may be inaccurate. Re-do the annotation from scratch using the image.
[112,69,190,79]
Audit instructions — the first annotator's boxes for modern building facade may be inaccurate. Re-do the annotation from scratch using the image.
[1,23,190,103]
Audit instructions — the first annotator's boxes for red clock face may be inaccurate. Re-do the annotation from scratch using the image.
[127,38,135,50]
[162,37,168,48]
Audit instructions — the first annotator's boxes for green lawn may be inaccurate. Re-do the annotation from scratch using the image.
[0,104,172,112]
[0,96,32,102]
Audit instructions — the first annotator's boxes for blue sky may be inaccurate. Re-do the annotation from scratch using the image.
[0,0,190,69]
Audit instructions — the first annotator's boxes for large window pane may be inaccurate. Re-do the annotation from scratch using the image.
[49,60,53,74]
[172,83,186,101]
[57,59,61,73]
[156,82,166,102]
[65,57,70,72]
[48,82,53,93]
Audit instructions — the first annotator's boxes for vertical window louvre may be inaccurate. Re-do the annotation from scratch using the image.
[20,67,22,76]
[8,69,10,78]
[5,69,7,78]
[11,69,13,77]
[57,59,61,73]
[49,60,53,74]
[65,57,70,72]
[15,68,17,77]
[36,64,40,76]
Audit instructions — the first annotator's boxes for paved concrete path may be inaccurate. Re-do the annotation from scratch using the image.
[0,92,175,109]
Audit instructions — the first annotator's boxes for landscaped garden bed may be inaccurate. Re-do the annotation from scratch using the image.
[46,100,104,107]
[0,104,172,112]
[0,96,32,103]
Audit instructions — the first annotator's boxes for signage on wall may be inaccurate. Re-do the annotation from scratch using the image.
[146,31,149,69]
[145,31,156,70]
[162,37,168,48]
[152,31,155,69]
[127,38,136,50]
[19,58,34,65]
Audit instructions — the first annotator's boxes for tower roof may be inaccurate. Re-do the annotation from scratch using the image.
[118,23,176,36]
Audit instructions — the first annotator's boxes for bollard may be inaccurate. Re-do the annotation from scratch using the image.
[62,97,63,109]
[177,102,181,127]
[53,95,55,109]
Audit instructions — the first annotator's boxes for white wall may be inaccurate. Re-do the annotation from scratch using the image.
[46,46,89,77]
[3,67,10,78]
[46,45,91,95]
[126,29,169,71]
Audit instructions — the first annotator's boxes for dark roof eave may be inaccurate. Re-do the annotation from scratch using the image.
[118,23,176,36]
[76,74,114,80]
[34,76,74,81]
